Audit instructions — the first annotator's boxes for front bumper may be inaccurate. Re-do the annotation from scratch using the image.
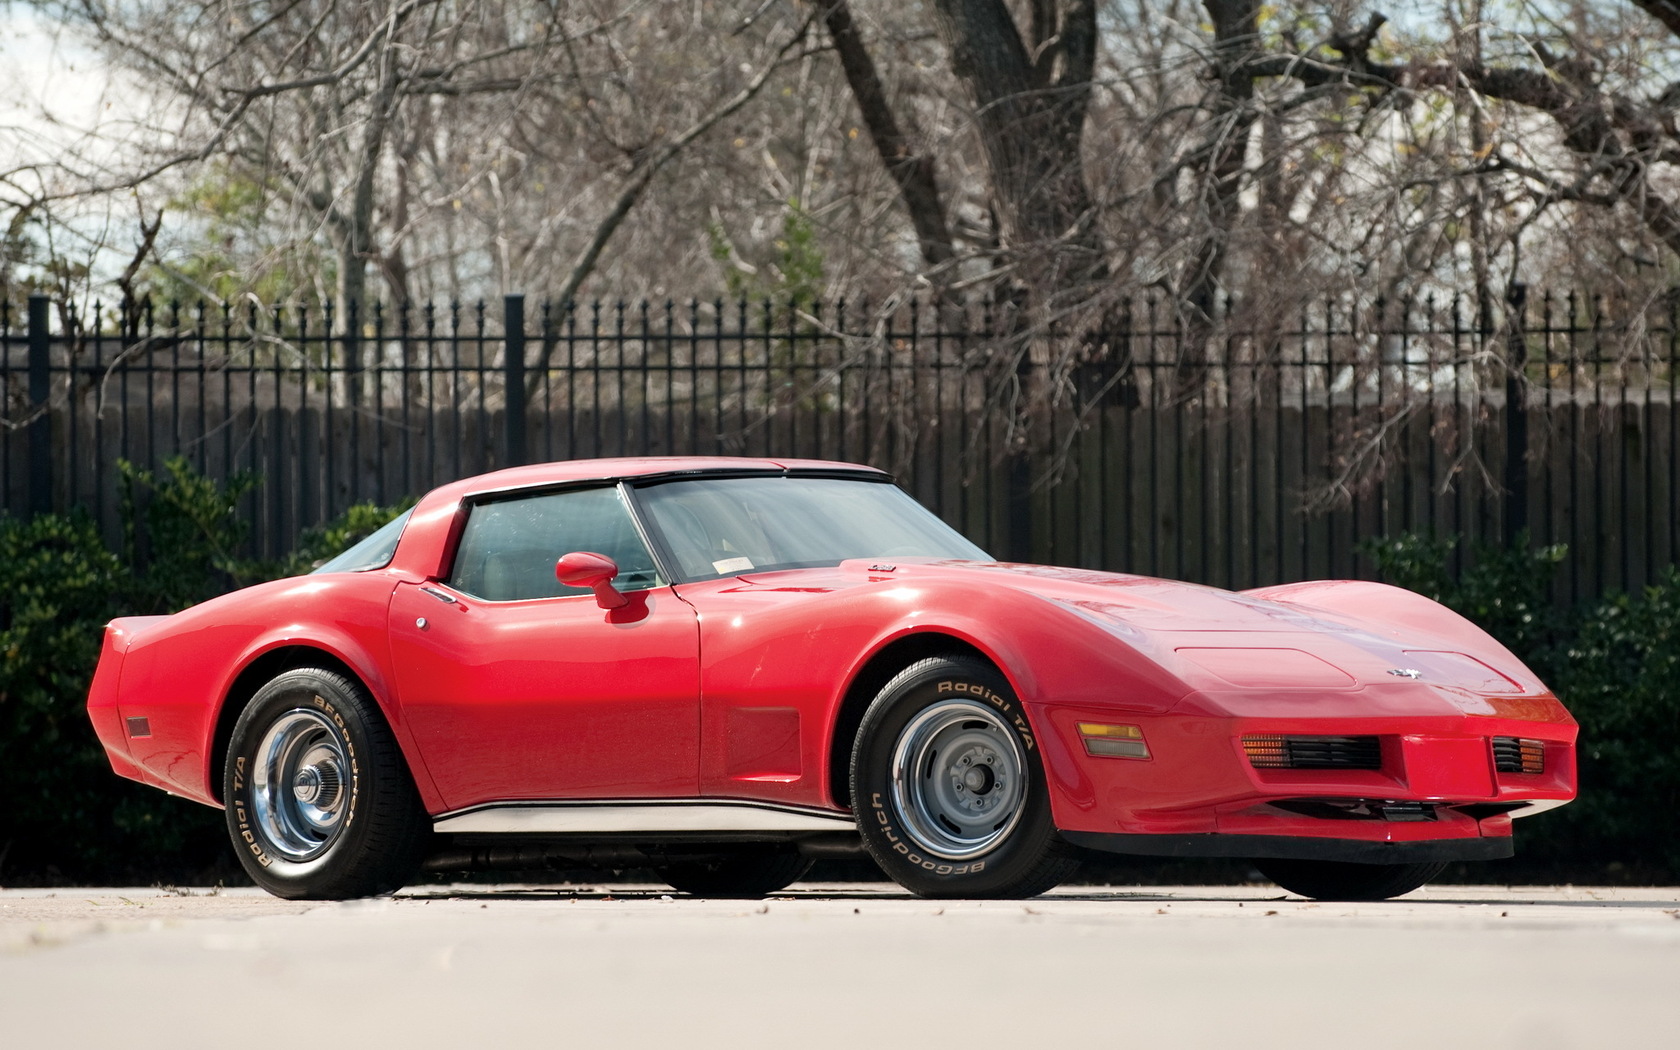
[1062,830,1514,864]
[1034,698,1578,856]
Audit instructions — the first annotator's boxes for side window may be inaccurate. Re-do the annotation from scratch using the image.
[448,487,662,601]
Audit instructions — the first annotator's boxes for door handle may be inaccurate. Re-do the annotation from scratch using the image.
[420,586,457,604]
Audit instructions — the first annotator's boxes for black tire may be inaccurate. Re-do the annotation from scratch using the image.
[657,849,814,898]
[850,655,1079,899]
[223,667,430,900]
[1255,858,1447,901]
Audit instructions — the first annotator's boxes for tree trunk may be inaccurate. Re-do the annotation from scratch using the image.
[928,0,1105,302]
[820,1,955,286]
[1183,0,1259,323]
[1172,0,1261,395]
[338,52,401,330]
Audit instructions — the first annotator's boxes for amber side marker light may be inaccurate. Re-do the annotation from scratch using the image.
[1077,723,1150,759]
[1242,734,1291,768]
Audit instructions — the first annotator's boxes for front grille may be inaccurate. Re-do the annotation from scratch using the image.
[1492,736,1545,774]
[1243,734,1383,770]
[1273,798,1438,822]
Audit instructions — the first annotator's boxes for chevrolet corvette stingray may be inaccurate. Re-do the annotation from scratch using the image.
[87,457,1577,900]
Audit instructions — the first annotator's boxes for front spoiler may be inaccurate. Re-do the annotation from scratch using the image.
[1062,831,1515,865]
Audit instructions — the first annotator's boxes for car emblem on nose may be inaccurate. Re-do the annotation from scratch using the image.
[1388,668,1424,679]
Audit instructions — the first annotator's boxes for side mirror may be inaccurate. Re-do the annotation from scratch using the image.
[555,551,628,609]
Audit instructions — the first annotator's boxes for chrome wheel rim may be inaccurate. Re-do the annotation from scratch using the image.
[889,698,1027,860]
[251,709,350,862]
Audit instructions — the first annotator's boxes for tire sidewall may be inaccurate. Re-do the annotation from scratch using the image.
[224,669,380,893]
[852,657,1061,897]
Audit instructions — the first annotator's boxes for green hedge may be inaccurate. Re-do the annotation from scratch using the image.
[1367,533,1680,880]
[0,459,408,884]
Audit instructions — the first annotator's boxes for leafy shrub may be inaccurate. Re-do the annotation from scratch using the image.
[117,458,264,612]
[0,458,409,884]
[1366,531,1680,880]
[1543,569,1680,877]
[0,506,224,881]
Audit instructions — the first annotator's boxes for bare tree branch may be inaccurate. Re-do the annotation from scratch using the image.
[817,0,955,280]
[528,8,821,387]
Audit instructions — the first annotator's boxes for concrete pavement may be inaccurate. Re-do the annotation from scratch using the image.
[3,883,1675,1049]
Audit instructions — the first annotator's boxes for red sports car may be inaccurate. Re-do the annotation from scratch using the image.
[87,457,1577,901]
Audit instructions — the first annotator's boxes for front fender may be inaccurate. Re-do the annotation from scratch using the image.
[843,586,1194,718]
[823,583,1197,825]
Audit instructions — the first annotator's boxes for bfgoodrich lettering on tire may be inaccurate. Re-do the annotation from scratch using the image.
[850,655,1078,898]
[224,667,430,900]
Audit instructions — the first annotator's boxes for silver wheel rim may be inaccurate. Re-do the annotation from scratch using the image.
[889,698,1027,860]
[251,709,350,862]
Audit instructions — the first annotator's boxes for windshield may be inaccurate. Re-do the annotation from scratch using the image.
[310,508,413,574]
[634,475,989,581]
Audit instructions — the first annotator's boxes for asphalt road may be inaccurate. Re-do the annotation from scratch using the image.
[2,883,1675,1049]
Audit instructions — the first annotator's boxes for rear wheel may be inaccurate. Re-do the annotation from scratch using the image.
[657,849,813,898]
[224,667,430,900]
[851,655,1079,898]
[1255,858,1447,901]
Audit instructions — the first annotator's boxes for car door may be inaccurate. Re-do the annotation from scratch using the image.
[388,484,700,811]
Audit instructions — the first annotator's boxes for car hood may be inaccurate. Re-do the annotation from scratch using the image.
[940,562,1340,631]
[734,560,1560,716]
[800,559,1369,634]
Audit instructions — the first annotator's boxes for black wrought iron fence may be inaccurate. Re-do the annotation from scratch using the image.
[3,287,1676,602]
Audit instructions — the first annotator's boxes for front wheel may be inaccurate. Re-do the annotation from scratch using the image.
[224,667,430,900]
[850,655,1079,898]
[1255,858,1446,901]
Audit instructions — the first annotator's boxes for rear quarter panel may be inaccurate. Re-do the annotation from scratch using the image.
[108,571,413,808]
